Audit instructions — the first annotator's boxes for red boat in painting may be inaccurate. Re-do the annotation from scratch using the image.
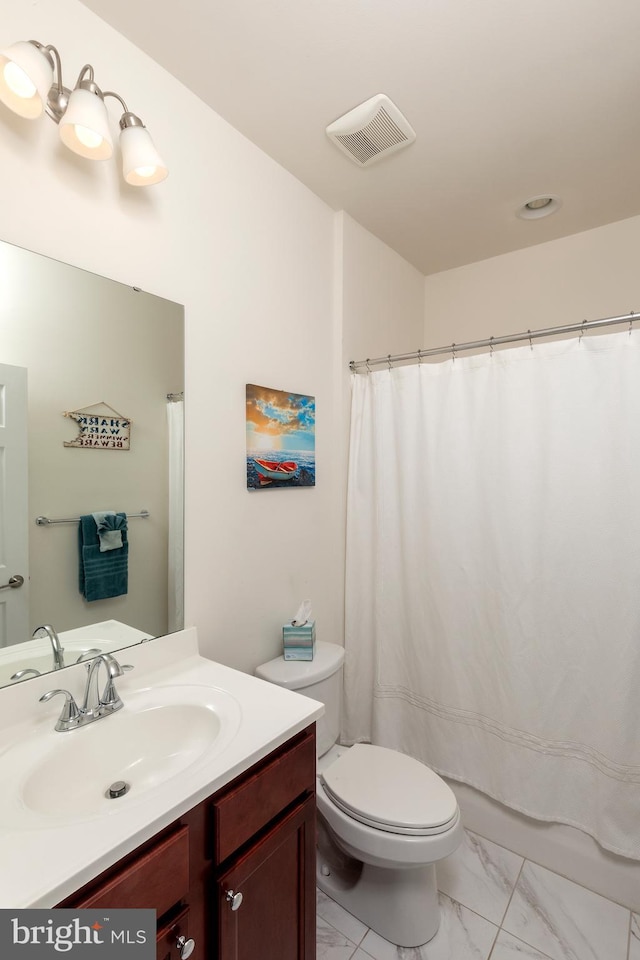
[253,458,299,481]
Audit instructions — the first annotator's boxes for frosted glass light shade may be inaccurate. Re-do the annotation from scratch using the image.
[0,41,53,119]
[59,87,113,160]
[120,124,168,186]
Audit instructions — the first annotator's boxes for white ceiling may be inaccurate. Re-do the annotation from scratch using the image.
[81,0,640,275]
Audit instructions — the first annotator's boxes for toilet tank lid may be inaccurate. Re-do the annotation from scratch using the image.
[255,641,344,689]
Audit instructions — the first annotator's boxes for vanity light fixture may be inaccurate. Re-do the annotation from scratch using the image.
[0,39,168,186]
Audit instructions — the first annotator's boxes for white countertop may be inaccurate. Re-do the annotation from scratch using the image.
[0,627,323,908]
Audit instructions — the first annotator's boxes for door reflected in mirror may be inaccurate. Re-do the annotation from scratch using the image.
[0,239,184,688]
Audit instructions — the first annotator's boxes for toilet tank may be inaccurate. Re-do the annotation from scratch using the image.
[255,641,345,757]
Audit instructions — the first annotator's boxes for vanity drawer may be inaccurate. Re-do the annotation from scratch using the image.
[68,825,190,917]
[212,726,315,862]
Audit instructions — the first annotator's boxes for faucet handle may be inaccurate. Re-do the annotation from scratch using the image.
[99,661,134,711]
[39,688,81,731]
[11,668,41,681]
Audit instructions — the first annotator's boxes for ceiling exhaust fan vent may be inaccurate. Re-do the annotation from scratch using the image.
[326,94,416,167]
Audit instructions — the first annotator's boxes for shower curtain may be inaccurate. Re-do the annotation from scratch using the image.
[167,398,184,632]
[344,330,640,860]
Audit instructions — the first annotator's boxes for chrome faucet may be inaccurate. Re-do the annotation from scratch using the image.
[40,653,132,732]
[32,624,65,669]
[82,653,126,717]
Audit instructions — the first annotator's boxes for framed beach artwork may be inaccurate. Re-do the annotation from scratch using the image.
[246,383,316,489]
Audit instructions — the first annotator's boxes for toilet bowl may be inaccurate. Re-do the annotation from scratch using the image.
[316,742,463,945]
[255,642,463,947]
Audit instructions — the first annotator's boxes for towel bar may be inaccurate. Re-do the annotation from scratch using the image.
[35,510,150,526]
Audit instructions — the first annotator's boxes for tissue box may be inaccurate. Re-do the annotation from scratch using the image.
[283,620,316,660]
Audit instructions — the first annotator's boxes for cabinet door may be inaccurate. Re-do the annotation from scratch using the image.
[217,796,316,960]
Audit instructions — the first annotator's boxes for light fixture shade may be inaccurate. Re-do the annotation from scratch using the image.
[0,41,53,119]
[120,124,168,186]
[59,87,113,160]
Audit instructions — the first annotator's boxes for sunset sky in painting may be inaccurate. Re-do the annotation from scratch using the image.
[246,384,315,452]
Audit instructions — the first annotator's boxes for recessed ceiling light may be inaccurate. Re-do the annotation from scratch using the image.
[526,197,552,210]
[517,195,562,220]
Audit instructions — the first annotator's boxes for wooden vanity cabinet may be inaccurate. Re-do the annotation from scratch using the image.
[58,725,316,960]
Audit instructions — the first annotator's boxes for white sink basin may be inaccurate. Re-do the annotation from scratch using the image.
[0,683,242,825]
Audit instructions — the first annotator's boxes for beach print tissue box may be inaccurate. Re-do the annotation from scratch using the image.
[283,620,316,660]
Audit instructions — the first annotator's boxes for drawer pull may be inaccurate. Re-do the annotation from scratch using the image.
[176,935,195,959]
[226,889,243,911]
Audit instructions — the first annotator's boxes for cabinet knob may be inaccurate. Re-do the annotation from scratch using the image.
[225,889,243,911]
[176,935,195,959]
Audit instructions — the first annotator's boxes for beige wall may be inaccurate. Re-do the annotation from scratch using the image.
[0,0,423,674]
[424,215,640,347]
[340,213,425,368]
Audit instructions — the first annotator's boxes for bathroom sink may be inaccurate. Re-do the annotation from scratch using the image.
[0,683,242,825]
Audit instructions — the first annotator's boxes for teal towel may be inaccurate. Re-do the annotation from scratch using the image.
[79,513,129,601]
[92,510,127,552]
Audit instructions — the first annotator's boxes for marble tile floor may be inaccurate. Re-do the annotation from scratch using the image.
[316,828,637,960]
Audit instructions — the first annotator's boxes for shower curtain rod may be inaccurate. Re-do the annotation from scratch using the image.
[348,310,638,371]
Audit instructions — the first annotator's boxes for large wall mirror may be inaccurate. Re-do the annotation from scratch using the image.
[0,239,184,688]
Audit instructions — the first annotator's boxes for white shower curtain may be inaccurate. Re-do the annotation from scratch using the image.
[344,330,640,860]
[167,398,184,632]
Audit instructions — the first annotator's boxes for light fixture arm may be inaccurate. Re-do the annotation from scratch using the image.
[103,90,129,113]
[46,60,108,124]
[25,41,69,123]
[73,64,105,100]
[103,91,145,130]
[46,44,64,97]
[76,64,94,85]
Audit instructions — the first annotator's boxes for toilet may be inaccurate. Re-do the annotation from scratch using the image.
[255,641,463,947]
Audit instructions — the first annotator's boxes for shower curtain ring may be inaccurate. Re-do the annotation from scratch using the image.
[579,320,587,344]
[451,343,456,362]
[528,330,533,351]
[629,312,635,336]
[366,358,371,373]
[489,336,494,357]
[387,354,393,370]
[417,348,422,365]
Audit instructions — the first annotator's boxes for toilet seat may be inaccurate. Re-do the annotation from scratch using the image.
[320,743,458,837]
